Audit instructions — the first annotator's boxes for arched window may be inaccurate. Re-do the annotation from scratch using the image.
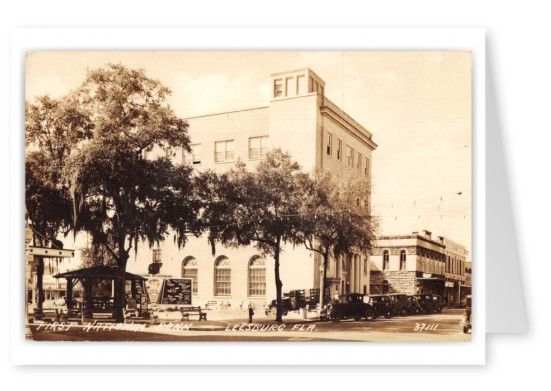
[248,256,266,297]
[383,250,389,270]
[214,256,231,296]
[400,250,407,271]
[182,256,198,294]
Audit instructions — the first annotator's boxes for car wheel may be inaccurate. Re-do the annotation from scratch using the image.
[365,309,375,321]
[400,308,408,317]
[330,311,340,322]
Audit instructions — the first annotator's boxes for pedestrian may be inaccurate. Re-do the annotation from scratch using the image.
[334,290,340,302]
[248,302,254,323]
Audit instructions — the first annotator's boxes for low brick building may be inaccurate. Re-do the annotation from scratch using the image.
[370,230,447,296]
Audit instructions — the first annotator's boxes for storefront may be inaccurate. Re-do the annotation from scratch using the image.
[444,280,460,306]
[416,272,445,296]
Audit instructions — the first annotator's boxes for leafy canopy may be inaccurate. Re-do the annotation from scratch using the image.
[63,63,195,262]
[198,149,308,256]
[299,170,377,260]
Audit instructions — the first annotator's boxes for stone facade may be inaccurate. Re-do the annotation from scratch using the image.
[370,230,452,297]
[370,270,416,295]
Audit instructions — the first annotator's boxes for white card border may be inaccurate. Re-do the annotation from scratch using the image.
[10,27,485,365]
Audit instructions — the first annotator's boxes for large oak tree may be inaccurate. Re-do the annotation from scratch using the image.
[298,170,377,309]
[25,95,92,310]
[198,150,307,322]
[63,64,197,321]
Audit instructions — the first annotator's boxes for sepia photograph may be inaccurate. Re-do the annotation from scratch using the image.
[24,51,472,342]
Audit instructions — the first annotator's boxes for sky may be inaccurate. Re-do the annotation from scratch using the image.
[26,51,472,256]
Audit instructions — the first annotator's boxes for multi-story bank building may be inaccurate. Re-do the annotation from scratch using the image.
[128,68,378,308]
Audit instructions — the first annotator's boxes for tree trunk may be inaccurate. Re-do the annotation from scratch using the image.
[320,252,329,310]
[115,239,128,323]
[274,235,283,323]
[36,256,44,311]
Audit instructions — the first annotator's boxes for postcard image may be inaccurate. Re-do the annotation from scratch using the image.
[24,51,472,342]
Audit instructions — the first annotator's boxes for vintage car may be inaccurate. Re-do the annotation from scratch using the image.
[322,293,376,321]
[414,293,438,314]
[387,293,410,316]
[406,295,424,315]
[366,294,394,318]
[268,293,291,315]
[431,294,444,313]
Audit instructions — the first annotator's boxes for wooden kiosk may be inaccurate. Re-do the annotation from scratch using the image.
[54,265,148,323]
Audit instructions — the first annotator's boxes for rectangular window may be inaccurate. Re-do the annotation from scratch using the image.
[309,77,314,93]
[337,139,342,161]
[285,77,293,97]
[326,133,333,156]
[364,157,369,176]
[215,140,234,163]
[296,75,305,95]
[152,249,162,264]
[357,152,362,170]
[215,268,231,296]
[184,143,202,165]
[249,136,269,160]
[248,268,266,296]
[346,145,354,167]
[274,79,283,98]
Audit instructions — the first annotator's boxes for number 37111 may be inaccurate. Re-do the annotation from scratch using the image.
[414,323,439,332]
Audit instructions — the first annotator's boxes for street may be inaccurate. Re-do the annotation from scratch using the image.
[29,309,470,342]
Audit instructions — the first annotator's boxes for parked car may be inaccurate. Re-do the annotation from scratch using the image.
[322,293,376,321]
[406,295,424,315]
[387,293,410,316]
[366,294,393,318]
[415,293,437,314]
[432,294,444,313]
[268,293,291,315]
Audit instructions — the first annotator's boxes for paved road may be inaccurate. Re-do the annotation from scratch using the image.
[29,309,470,342]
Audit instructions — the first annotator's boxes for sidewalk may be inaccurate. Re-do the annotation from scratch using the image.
[145,308,320,331]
